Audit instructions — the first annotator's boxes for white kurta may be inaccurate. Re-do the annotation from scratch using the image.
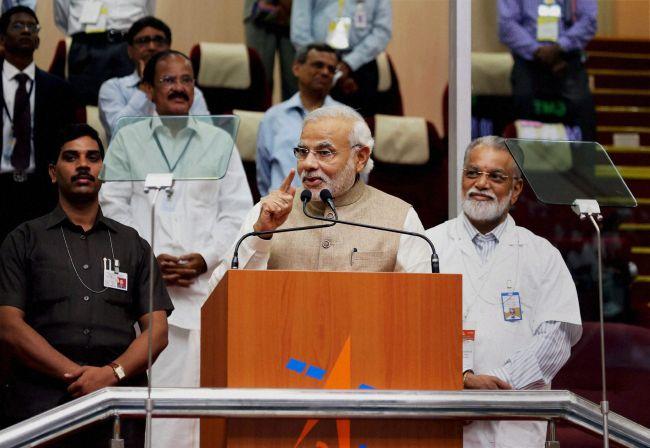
[99,118,252,448]
[426,215,582,448]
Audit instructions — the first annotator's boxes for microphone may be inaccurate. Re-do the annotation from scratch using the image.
[231,190,335,269]
[308,189,440,273]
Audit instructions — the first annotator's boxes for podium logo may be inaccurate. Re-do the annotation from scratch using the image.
[291,337,370,448]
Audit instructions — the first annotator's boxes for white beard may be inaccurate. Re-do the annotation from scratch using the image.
[301,156,357,201]
[461,187,512,223]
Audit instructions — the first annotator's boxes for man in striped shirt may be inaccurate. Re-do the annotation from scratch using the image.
[426,136,582,447]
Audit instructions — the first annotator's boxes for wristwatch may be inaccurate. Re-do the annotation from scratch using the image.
[109,362,126,382]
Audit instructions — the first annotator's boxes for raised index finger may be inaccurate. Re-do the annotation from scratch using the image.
[279,169,295,193]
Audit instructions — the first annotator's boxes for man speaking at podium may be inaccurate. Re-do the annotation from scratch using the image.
[426,136,582,447]
[209,104,431,288]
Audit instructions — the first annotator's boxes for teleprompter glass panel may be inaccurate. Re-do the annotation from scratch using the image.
[100,115,239,181]
[504,139,637,208]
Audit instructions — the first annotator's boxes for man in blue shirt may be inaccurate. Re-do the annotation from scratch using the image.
[98,16,209,141]
[291,0,392,116]
[256,43,342,196]
[498,0,597,141]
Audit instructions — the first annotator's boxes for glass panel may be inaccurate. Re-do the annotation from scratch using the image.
[505,139,637,208]
[99,115,239,181]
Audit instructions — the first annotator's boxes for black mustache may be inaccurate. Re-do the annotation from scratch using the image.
[168,91,189,101]
[72,173,95,182]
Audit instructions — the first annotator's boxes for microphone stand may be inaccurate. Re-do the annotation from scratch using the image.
[231,197,336,269]
[307,192,440,273]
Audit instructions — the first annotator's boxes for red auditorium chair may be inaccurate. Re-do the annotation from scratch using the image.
[232,109,265,203]
[48,38,71,80]
[190,42,271,114]
[372,52,404,116]
[553,322,650,446]
[366,114,447,229]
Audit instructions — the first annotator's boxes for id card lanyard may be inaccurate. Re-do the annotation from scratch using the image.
[461,228,521,321]
[153,131,195,173]
[61,227,116,294]
[461,227,521,372]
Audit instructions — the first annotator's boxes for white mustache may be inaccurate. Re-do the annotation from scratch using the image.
[466,187,496,200]
[301,170,331,183]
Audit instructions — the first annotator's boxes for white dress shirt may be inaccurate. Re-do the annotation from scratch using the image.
[54,0,156,35]
[1,60,35,173]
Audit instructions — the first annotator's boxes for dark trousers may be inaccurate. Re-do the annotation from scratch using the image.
[68,33,133,106]
[244,21,297,101]
[511,53,596,141]
[331,59,380,117]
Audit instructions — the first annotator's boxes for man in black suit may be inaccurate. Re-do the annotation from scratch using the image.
[0,6,79,243]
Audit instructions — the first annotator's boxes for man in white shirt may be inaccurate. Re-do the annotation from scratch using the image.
[98,16,210,141]
[209,104,431,291]
[99,50,252,448]
[0,6,79,242]
[54,0,155,105]
[425,136,582,448]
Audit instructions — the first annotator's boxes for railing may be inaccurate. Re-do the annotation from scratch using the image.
[0,388,648,447]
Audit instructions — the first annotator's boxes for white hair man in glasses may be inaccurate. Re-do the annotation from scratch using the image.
[208,104,431,289]
[99,50,252,448]
[425,136,582,448]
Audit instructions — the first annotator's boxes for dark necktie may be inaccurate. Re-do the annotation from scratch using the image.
[11,73,31,171]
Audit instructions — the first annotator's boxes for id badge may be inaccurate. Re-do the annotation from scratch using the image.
[501,291,523,321]
[326,17,351,50]
[462,321,476,372]
[536,4,560,42]
[354,2,368,29]
[84,3,108,33]
[103,258,128,291]
[104,270,128,291]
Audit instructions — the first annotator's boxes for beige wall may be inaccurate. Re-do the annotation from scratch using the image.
[32,0,650,136]
[613,0,650,39]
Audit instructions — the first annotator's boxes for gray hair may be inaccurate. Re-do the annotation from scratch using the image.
[303,105,374,174]
[463,135,522,178]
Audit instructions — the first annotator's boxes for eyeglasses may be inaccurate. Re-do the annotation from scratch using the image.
[463,168,519,184]
[158,75,195,87]
[9,21,40,33]
[293,146,338,161]
[133,35,169,47]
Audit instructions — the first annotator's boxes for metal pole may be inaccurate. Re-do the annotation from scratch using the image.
[545,420,560,448]
[145,188,162,448]
[588,214,610,448]
[109,415,124,448]
[448,0,472,218]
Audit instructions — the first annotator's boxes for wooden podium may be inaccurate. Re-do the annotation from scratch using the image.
[201,270,462,447]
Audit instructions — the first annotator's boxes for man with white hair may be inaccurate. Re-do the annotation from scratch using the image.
[208,104,431,286]
[425,136,582,447]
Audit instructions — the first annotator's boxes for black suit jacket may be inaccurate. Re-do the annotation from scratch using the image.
[0,61,80,238]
